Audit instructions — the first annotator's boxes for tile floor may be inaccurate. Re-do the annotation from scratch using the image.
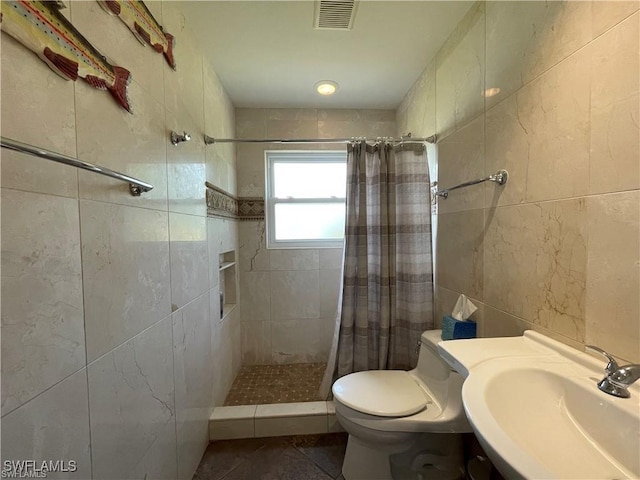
[224,363,327,406]
[193,433,348,480]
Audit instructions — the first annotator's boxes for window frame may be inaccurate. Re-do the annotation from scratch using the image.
[265,150,347,249]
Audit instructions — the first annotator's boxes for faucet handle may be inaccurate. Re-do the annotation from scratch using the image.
[585,345,619,374]
[611,364,640,386]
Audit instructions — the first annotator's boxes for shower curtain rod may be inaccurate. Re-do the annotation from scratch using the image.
[203,134,437,145]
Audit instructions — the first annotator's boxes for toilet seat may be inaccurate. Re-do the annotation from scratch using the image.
[332,370,430,417]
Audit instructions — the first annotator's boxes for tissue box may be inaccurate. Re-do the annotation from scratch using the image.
[441,315,477,340]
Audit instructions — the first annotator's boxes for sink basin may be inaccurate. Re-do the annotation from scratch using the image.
[466,361,640,479]
[438,332,640,479]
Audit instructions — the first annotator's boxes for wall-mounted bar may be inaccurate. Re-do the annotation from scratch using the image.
[0,136,154,196]
[203,134,437,145]
[436,169,508,199]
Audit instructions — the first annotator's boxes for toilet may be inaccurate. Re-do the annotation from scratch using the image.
[332,329,471,480]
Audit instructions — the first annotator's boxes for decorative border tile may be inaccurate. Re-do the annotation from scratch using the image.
[237,198,265,221]
[206,184,238,219]
[205,183,264,221]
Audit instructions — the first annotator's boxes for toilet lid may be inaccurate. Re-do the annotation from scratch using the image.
[332,370,427,417]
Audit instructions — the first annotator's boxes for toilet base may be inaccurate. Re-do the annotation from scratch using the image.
[342,434,410,480]
[341,433,464,480]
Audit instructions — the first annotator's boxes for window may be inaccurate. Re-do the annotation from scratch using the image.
[265,151,347,248]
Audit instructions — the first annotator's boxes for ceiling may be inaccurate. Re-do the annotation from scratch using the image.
[180,1,473,110]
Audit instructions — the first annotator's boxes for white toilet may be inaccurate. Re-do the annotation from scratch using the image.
[332,329,471,480]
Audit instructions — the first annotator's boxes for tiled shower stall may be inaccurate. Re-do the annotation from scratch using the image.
[236,108,397,368]
[220,109,397,407]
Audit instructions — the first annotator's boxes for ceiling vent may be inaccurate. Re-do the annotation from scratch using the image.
[314,0,358,30]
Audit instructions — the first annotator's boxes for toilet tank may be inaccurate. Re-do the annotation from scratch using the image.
[411,329,468,428]
[412,329,453,385]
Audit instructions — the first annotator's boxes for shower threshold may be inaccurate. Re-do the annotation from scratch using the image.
[211,363,343,441]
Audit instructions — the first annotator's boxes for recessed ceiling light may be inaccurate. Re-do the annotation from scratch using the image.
[483,87,501,97]
[315,80,338,96]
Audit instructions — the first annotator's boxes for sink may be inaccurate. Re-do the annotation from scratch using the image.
[438,332,640,479]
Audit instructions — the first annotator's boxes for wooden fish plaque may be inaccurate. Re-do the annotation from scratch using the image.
[98,0,175,70]
[0,1,133,113]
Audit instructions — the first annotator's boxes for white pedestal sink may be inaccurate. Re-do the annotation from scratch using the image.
[437,332,640,479]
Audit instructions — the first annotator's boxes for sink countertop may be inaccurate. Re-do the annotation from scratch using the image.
[436,330,606,378]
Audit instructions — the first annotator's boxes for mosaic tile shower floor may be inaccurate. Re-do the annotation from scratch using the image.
[223,363,327,406]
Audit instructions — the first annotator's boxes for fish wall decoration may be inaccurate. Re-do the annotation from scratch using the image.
[0,1,133,113]
[97,0,175,70]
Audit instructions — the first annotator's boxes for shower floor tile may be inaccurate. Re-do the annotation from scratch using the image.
[223,363,326,406]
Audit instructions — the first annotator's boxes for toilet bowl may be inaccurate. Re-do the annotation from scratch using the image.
[332,329,471,480]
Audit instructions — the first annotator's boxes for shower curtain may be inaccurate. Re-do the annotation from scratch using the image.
[320,140,434,398]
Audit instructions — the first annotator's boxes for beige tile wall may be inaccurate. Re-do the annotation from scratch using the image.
[1,2,239,478]
[398,1,640,363]
[236,108,396,365]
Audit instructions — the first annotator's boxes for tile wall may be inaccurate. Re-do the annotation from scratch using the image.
[1,2,240,479]
[235,108,396,365]
[397,1,640,363]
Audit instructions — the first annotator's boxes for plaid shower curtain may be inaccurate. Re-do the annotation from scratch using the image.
[320,140,434,396]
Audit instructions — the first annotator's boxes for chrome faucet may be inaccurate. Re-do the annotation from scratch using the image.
[585,345,640,398]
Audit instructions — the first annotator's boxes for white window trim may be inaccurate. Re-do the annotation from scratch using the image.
[265,150,346,249]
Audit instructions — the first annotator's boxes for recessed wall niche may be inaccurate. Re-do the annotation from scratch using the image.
[219,250,237,320]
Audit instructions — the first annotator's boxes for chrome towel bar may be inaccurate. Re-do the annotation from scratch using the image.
[435,170,508,199]
[0,136,153,196]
